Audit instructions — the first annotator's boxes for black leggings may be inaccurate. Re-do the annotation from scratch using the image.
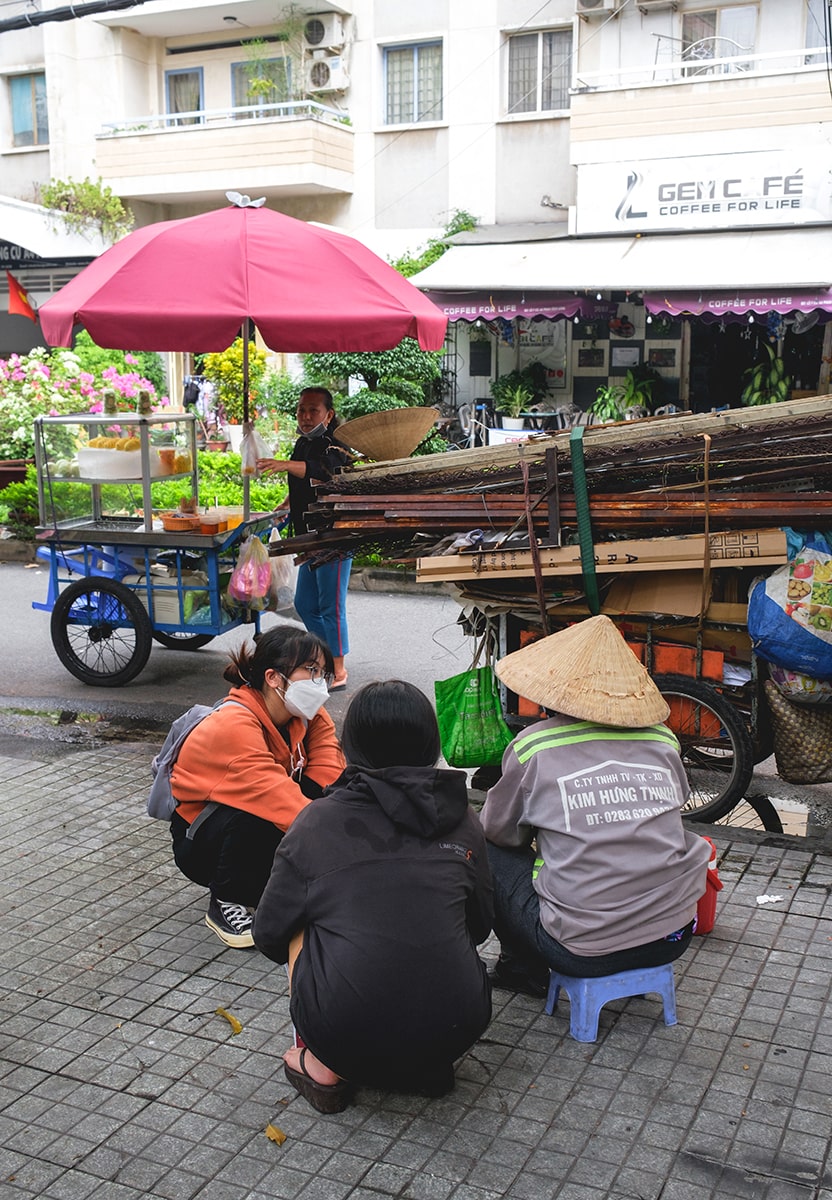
[171,808,283,907]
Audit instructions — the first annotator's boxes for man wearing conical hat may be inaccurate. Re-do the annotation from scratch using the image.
[479,616,711,998]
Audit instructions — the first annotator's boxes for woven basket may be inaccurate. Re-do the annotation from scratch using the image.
[334,407,438,461]
[764,679,832,783]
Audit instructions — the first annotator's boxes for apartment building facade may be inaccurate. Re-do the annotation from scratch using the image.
[1,0,830,408]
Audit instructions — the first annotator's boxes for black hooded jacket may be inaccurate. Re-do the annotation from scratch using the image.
[253,764,493,1085]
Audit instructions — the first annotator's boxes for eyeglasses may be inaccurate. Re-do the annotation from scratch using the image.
[297,663,334,687]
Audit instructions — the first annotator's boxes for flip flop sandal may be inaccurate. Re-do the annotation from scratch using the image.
[283,1048,352,1114]
[330,675,348,692]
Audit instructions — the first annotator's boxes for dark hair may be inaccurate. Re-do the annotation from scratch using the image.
[342,680,441,769]
[299,386,340,430]
[224,625,334,691]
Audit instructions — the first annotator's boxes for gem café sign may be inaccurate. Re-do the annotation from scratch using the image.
[577,149,832,234]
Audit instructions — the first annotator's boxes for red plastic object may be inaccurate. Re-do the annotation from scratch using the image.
[695,835,723,935]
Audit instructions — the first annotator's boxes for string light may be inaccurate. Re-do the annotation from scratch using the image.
[596,292,602,300]
[748,314,755,324]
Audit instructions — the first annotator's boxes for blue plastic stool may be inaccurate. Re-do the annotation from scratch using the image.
[545,963,677,1043]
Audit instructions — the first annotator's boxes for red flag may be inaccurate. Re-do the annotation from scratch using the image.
[6,270,36,321]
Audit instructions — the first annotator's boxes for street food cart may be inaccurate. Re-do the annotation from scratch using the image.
[32,410,273,685]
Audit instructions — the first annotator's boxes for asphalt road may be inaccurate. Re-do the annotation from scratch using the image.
[0,558,470,742]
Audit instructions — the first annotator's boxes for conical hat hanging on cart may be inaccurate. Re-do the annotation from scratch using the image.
[334,407,439,461]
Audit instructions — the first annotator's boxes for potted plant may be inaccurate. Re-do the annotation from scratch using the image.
[490,373,534,429]
[741,342,790,405]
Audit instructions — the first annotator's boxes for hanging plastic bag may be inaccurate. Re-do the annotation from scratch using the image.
[227,536,272,609]
[267,526,298,612]
[748,539,832,680]
[240,421,273,477]
[434,634,514,768]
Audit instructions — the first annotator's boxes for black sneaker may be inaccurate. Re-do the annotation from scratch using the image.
[487,959,549,1000]
[205,897,255,949]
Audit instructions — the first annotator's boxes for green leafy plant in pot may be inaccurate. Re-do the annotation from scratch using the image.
[490,373,534,422]
[741,342,790,406]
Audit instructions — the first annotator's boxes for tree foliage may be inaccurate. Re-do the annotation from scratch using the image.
[304,339,443,395]
[390,209,478,278]
[40,177,133,243]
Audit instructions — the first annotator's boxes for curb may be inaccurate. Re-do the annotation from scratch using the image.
[0,538,36,564]
[349,567,450,595]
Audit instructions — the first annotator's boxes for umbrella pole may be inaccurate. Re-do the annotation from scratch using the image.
[242,325,250,521]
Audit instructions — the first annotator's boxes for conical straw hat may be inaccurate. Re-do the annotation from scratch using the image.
[495,615,670,727]
[334,406,438,461]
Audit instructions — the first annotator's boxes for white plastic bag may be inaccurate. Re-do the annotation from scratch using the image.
[267,526,298,611]
[240,421,273,477]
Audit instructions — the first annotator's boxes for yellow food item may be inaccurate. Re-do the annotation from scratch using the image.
[115,437,131,450]
[173,451,192,473]
[123,437,141,451]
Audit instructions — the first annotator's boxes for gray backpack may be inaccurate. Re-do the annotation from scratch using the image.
[149,699,243,839]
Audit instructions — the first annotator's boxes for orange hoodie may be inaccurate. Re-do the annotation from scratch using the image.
[170,685,345,830]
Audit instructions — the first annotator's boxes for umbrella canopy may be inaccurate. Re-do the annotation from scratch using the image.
[38,201,448,354]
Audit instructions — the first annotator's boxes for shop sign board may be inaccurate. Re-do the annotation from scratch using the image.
[577,149,832,235]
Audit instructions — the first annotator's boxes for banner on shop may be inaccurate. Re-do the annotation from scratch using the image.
[577,149,832,235]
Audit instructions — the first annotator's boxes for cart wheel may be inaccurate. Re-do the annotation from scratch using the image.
[51,577,153,686]
[152,631,215,651]
[713,793,783,834]
[653,674,755,823]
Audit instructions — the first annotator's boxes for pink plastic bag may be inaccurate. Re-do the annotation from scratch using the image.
[228,536,272,608]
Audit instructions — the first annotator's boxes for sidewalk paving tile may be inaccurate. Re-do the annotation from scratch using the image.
[0,742,831,1200]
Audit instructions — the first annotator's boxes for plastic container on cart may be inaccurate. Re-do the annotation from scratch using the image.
[77,447,167,479]
[199,512,225,535]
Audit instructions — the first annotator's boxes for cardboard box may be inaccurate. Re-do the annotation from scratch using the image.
[417,528,787,583]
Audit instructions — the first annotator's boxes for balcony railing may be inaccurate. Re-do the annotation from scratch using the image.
[99,98,349,137]
[573,41,827,92]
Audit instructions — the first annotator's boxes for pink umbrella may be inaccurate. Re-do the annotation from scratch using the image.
[39,197,447,420]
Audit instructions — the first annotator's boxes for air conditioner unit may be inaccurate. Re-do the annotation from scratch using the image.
[576,0,619,16]
[305,55,350,92]
[303,13,345,50]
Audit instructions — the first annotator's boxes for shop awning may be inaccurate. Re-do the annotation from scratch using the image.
[644,288,832,319]
[410,226,832,307]
[0,195,109,262]
[421,290,587,321]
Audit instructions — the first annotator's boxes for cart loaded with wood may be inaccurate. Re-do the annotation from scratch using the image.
[272,394,832,828]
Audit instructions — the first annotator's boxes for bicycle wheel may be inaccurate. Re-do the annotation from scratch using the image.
[653,674,755,822]
[152,631,215,650]
[713,794,783,834]
[51,577,153,686]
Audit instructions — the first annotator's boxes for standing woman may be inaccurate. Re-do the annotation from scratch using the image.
[253,680,493,1113]
[258,387,352,690]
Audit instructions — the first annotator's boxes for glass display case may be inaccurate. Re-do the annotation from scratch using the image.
[33,410,199,540]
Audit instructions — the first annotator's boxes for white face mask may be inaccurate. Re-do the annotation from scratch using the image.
[279,677,329,722]
[296,421,329,440]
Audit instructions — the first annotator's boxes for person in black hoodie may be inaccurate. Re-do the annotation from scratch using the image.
[257,387,353,689]
[253,679,494,1113]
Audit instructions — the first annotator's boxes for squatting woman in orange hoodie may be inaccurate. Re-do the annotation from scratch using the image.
[169,625,345,949]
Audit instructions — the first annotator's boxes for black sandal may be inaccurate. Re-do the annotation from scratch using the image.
[283,1047,352,1115]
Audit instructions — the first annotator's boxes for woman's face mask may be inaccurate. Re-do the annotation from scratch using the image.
[279,676,329,721]
[296,421,329,440]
